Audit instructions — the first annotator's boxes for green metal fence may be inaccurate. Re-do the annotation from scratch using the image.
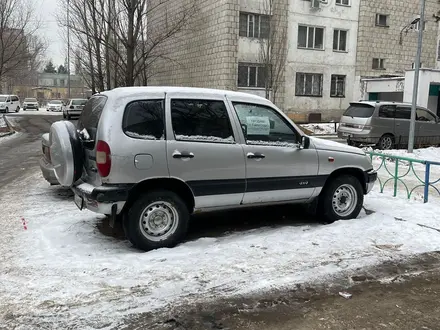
[367,152,440,203]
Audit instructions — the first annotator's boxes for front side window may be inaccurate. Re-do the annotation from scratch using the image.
[233,103,298,145]
[330,75,346,98]
[298,25,324,50]
[295,72,323,97]
[333,29,347,51]
[171,99,234,143]
[237,63,266,88]
[239,13,270,38]
[416,108,436,122]
[122,100,165,140]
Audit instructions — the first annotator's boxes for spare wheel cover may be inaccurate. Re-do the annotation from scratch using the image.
[50,121,83,186]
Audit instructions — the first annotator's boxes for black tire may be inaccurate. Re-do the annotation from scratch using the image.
[318,175,364,224]
[378,134,394,150]
[125,190,190,251]
[15,106,19,112]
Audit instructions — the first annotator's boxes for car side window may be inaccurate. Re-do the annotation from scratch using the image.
[6,97,10,102]
[232,102,298,145]
[122,100,165,140]
[170,99,235,143]
[379,105,395,118]
[395,106,411,120]
[416,108,436,122]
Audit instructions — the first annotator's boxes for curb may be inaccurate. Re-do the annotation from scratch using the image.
[0,130,15,138]
[2,114,14,132]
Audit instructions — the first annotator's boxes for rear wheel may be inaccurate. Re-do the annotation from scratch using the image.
[125,190,190,251]
[318,175,364,224]
[378,134,394,150]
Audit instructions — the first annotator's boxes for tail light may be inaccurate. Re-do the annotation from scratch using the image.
[96,140,111,177]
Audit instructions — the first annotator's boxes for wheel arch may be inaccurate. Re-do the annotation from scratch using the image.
[123,177,195,214]
[322,167,368,195]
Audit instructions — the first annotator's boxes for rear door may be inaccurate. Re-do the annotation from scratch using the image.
[77,95,107,186]
[415,108,440,146]
[165,94,246,209]
[394,106,411,146]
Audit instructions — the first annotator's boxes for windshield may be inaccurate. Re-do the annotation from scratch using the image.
[25,98,37,102]
[72,99,87,106]
[0,97,6,102]
[344,104,375,118]
[49,100,62,104]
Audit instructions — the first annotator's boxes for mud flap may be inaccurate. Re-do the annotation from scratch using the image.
[109,204,117,229]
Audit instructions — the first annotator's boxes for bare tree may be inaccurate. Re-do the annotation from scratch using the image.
[0,0,46,89]
[58,0,197,91]
[258,0,288,105]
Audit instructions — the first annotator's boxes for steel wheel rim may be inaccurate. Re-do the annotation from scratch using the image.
[381,136,393,150]
[332,184,358,217]
[139,201,179,242]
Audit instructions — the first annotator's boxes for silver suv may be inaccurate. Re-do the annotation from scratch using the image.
[43,87,377,251]
[338,101,440,150]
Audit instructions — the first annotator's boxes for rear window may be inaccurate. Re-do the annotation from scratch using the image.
[122,100,165,140]
[343,104,375,118]
[77,96,107,143]
[25,98,37,102]
[72,99,87,106]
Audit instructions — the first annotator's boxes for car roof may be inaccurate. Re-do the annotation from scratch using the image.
[99,86,268,102]
[352,101,412,107]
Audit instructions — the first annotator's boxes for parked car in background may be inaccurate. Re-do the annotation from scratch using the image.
[47,100,64,112]
[23,98,39,111]
[63,98,87,119]
[41,87,377,251]
[337,101,440,150]
[0,95,20,113]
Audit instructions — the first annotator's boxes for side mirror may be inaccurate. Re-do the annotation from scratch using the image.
[299,136,310,149]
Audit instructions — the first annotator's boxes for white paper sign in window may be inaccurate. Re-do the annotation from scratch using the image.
[246,116,270,135]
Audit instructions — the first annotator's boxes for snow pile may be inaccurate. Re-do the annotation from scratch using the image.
[301,123,339,135]
[367,147,440,164]
[2,173,440,328]
[0,116,6,128]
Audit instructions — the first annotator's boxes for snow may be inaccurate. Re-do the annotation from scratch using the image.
[247,140,298,147]
[366,146,440,164]
[126,131,163,140]
[0,116,6,128]
[175,135,235,143]
[302,123,339,135]
[2,171,440,328]
[0,131,22,144]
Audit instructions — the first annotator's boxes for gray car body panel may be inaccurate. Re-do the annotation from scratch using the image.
[47,87,374,214]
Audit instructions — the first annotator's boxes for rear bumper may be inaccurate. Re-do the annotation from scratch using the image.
[365,169,377,194]
[337,130,379,145]
[39,157,59,185]
[24,105,38,109]
[67,110,82,116]
[71,182,133,214]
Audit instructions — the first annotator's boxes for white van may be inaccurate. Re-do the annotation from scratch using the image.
[0,95,20,113]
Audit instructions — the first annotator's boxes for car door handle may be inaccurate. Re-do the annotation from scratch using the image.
[173,151,195,159]
[247,152,265,159]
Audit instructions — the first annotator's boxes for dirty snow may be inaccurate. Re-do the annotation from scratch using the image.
[2,171,440,328]
[0,116,6,128]
[0,131,22,144]
[176,135,235,143]
[301,123,339,135]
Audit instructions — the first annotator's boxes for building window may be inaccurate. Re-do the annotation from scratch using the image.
[336,0,350,5]
[298,25,324,50]
[437,41,440,61]
[330,75,346,98]
[375,14,389,27]
[411,62,423,69]
[238,63,266,88]
[372,58,386,70]
[295,72,323,97]
[333,29,347,52]
[239,12,270,38]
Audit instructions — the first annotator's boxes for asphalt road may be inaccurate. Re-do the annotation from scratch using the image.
[0,114,62,191]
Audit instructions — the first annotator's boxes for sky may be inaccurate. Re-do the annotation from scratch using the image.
[38,0,65,67]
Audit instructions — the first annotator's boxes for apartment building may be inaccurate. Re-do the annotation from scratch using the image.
[148,0,438,121]
[355,0,439,102]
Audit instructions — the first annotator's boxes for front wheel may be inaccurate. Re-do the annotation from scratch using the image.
[318,175,364,224]
[125,190,190,251]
